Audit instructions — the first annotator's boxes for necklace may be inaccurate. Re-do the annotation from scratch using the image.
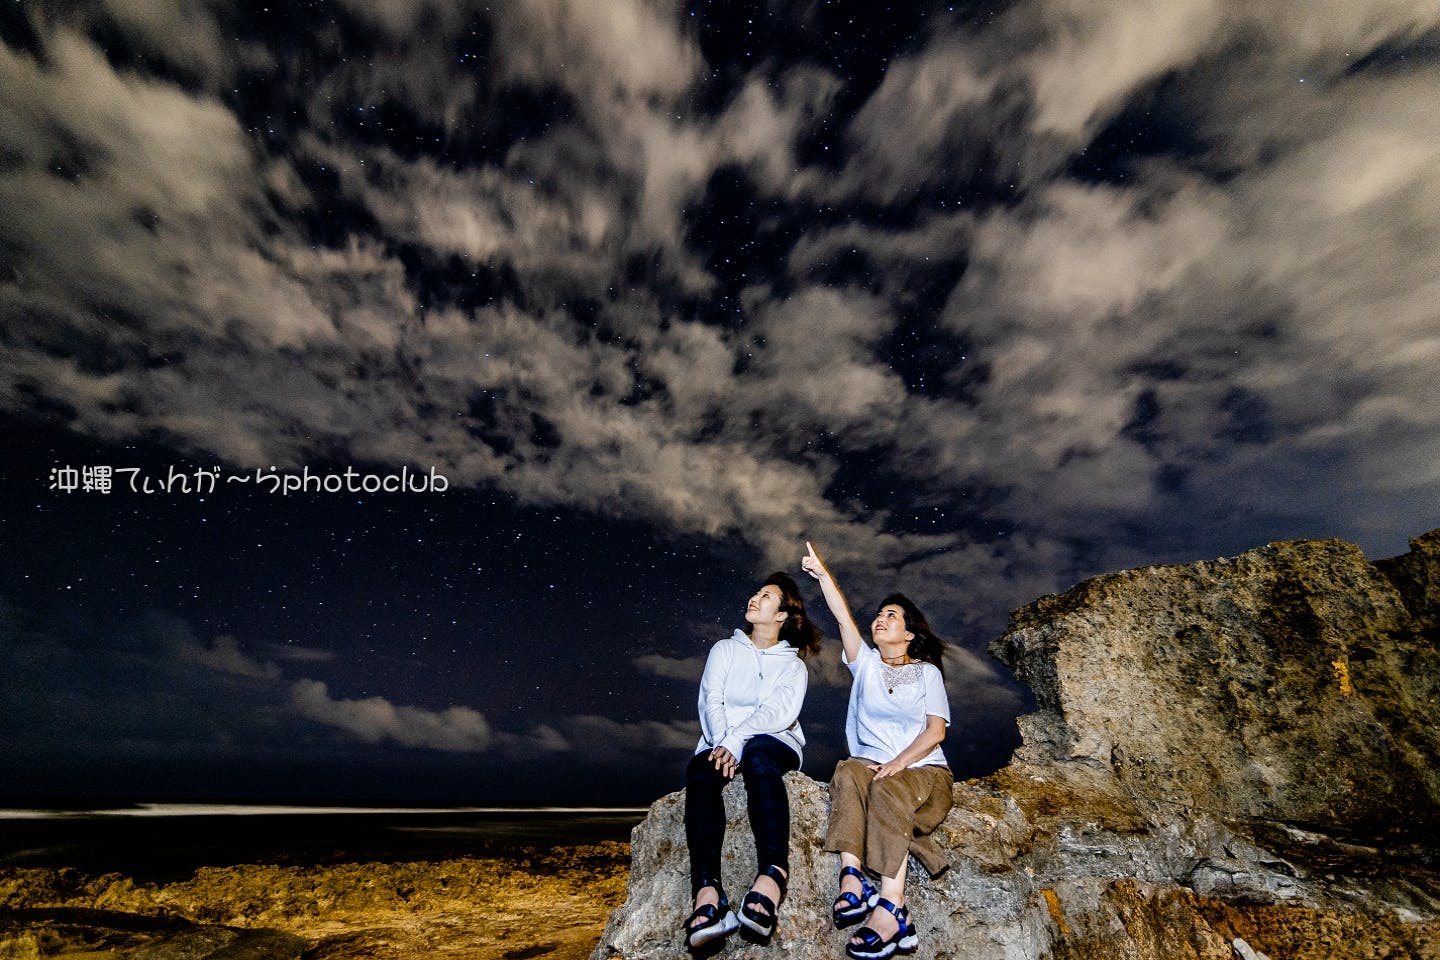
[880,659,918,694]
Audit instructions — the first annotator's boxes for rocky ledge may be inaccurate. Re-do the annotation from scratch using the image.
[596,531,1440,960]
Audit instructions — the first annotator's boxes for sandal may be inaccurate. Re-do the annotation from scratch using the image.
[844,898,917,960]
[832,865,879,927]
[683,883,738,949]
[737,863,788,939]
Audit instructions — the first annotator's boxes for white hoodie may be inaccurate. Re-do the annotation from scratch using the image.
[695,628,808,762]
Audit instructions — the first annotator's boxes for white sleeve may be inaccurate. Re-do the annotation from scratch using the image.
[922,664,950,725]
[697,643,732,747]
[842,642,874,673]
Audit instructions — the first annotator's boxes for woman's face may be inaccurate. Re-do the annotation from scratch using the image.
[872,604,914,645]
[746,584,788,627]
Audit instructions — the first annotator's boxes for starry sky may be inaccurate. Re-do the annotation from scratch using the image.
[2,1,1438,805]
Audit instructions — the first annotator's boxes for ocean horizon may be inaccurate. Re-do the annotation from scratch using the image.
[0,802,647,882]
[0,802,651,819]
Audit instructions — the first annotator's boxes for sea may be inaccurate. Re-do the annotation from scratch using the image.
[0,804,647,883]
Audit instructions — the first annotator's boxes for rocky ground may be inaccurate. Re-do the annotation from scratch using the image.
[0,843,628,960]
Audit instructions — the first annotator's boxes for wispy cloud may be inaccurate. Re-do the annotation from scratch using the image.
[177,634,281,680]
[290,679,494,752]
[633,653,706,682]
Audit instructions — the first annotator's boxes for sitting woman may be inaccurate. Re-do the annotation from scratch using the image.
[682,572,823,949]
[801,542,952,960]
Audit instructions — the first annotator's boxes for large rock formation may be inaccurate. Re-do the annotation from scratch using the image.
[595,531,1440,960]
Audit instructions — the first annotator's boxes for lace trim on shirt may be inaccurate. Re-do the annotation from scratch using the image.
[880,661,921,689]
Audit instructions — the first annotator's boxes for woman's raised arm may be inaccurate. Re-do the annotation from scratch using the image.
[801,541,864,663]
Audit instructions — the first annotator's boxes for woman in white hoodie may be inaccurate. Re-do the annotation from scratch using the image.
[683,571,823,949]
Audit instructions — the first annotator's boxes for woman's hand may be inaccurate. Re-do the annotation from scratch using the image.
[801,541,830,582]
[803,540,863,662]
[867,758,907,780]
[872,718,947,778]
[710,746,739,779]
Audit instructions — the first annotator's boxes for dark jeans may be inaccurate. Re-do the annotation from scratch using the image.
[684,734,800,894]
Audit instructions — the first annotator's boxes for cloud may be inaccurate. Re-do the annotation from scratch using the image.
[805,651,853,690]
[493,723,572,759]
[634,653,706,682]
[494,0,700,103]
[264,643,339,664]
[176,634,281,680]
[0,605,291,763]
[1019,0,1225,138]
[553,714,698,762]
[942,644,1027,718]
[335,0,470,37]
[840,37,1004,204]
[95,0,237,84]
[289,679,494,752]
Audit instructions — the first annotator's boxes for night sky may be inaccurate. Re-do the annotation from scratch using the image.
[2,1,1438,805]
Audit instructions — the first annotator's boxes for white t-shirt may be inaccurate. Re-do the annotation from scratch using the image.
[844,644,950,768]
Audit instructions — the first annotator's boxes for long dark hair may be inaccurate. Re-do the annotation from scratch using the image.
[756,571,823,659]
[878,593,945,678]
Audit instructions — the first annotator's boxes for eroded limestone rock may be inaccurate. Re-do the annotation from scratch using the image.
[995,533,1440,837]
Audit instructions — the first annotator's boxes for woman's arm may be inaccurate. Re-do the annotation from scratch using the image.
[801,541,864,663]
[869,715,947,779]
[696,642,732,750]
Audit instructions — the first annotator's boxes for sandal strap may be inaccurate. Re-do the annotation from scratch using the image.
[759,863,789,896]
[687,903,722,924]
[843,867,875,896]
[874,897,902,919]
[742,889,776,916]
[743,886,777,915]
[850,925,884,948]
[691,877,727,901]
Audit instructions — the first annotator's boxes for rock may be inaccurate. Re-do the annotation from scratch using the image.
[1231,937,1271,960]
[0,908,304,960]
[995,533,1440,838]
[595,531,1440,960]
[0,844,629,960]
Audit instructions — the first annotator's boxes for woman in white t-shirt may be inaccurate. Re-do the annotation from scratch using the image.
[802,542,953,960]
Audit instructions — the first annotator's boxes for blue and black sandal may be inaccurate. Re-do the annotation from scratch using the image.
[737,863,788,940]
[683,883,738,949]
[844,898,917,960]
[832,865,879,927]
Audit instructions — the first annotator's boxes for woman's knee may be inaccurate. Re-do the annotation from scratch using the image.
[741,755,781,783]
[740,736,798,779]
[868,772,923,815]
[830,758,869,790]
[686,752,727,790]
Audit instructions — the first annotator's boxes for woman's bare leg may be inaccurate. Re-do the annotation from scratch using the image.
[853,858,908,943]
